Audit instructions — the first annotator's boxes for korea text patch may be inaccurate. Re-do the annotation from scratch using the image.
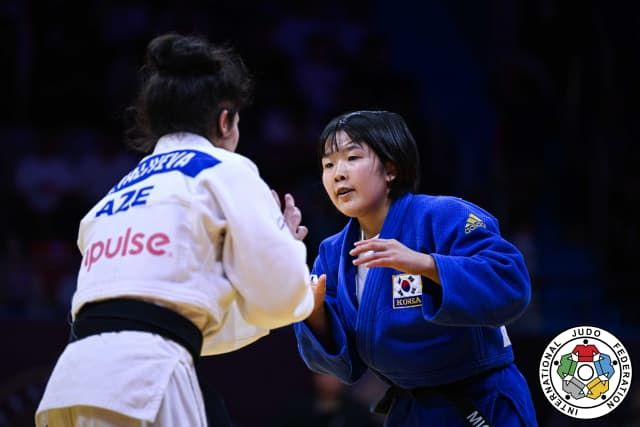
[392,274,423,309]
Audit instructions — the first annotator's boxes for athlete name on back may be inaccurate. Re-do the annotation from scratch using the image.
[111,150,220,193]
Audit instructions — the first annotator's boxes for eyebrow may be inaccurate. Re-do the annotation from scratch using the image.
[343,142,363,150]
[322,141,363,157]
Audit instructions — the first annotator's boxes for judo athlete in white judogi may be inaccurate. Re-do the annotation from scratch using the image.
[36,33,314,427]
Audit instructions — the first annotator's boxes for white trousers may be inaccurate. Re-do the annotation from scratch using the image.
[36,333,207,427]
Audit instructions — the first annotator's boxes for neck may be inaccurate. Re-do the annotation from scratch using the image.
[360,227,378,240]
[358,198,391,239]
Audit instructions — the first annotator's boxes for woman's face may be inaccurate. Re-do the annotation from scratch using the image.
[321,130,393,222]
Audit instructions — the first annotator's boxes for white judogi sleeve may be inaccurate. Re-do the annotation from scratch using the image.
[200,301,267,355]
[202,155,314,351]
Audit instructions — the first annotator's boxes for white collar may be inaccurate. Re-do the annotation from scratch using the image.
[154,132,213,153]
[360,229,380,241]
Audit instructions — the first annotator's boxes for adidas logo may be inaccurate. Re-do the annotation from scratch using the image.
[464,213,486,234]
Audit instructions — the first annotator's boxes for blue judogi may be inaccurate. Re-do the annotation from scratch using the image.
[295,193,538,426]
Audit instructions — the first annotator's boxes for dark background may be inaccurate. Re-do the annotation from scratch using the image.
[1,0,638,426]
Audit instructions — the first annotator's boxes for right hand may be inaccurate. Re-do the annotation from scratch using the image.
[307,274,333,348]
[307,274,327,328]
[310,274,326,312]
[271,190,309,241]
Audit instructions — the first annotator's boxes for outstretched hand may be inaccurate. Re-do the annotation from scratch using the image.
[306,274,329,335]
[272,190,309,241]
[310,274,326,316]
[349,238,440,284]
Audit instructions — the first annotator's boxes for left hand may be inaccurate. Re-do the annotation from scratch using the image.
[349,238,439,282]
[272,190,309,241]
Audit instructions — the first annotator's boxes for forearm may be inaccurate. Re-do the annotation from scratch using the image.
[417,253,441,285]
[427,252,531,326]
[305,305,336,352]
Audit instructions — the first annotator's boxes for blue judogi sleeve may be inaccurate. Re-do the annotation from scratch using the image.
[294,247,368,384]
[425,197,531,327]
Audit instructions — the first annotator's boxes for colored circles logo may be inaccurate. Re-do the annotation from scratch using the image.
[539,326,632,419]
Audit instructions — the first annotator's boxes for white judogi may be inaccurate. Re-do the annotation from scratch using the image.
[36,133,314,426]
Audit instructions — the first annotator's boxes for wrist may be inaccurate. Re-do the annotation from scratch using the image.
[307,305,327,330]
[305,305,336,351]
[420,253,441,285]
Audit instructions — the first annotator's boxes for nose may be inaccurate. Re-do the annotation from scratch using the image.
[333,160,347,182]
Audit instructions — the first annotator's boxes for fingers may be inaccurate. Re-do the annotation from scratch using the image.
[294,225,309,241]
[283,193,307,240]
[284,193,295,209]
[284,194,302,223]
[308,274,328,329]
[353,237,386,247]
[352,252,387,267]
[349,239,388,256]
[286,206,302,226]
[310,274,326,291]
[316,274,326,292]
[276,192,309,240]
[312,274,327,303]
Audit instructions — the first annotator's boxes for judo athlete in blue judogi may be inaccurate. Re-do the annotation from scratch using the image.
[294,111,538,426]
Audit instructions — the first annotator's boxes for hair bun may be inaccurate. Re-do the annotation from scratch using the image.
[147,33,221,77]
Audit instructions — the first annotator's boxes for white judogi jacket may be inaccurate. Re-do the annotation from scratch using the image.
[36,133,314,424]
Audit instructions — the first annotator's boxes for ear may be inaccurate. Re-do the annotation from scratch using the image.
[385,162,397,183]
[217,109,232,137]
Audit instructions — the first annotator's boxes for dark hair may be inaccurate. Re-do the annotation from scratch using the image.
[126,33,253,153]
[317,110,420,199]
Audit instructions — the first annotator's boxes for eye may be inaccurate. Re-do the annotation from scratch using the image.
[347,155,360,161]
[322,161,333,169]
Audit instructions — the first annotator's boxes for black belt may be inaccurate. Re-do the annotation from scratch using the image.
[371,367,505,427]
[70,298,203,363]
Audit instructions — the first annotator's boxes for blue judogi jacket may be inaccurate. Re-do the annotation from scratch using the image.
[294,193,531,389]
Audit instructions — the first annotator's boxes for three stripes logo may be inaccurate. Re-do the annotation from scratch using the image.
[464,213,486,234]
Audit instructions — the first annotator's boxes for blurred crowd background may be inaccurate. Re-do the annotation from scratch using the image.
[1,0,638,426]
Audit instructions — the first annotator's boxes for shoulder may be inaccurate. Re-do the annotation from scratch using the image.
[206,146,259,174]
[194,146,263,188]
[413,194,495,218]
[189,146,274,210]
[411,194,500,234]
[413,194,474,210]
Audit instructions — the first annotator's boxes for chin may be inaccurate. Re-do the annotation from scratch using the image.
[332,198,365,218]
[336,206,361,219]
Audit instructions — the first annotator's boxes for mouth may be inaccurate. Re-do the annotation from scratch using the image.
[336,188,354,198]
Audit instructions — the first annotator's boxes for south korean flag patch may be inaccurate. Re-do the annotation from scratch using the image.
[392,274,423,309]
